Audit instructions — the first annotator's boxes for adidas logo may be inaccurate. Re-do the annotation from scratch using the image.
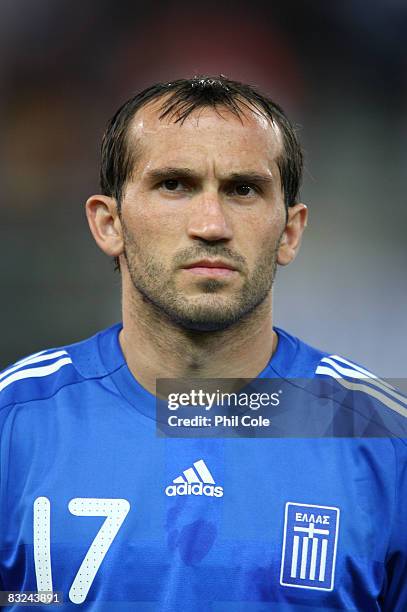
[165,459,224,498]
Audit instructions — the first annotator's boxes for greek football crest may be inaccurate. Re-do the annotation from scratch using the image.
[280,502,340,591]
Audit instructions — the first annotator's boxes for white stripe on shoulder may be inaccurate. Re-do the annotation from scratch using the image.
[315,369,407,419]
[327,355,395,391]
[315,366,407,417]
[14,350,48,366]
[0,357,72,392]
[317,357,406,408]
[0,350,69,383]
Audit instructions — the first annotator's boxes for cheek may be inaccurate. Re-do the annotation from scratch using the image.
[236,213,284,258]
[124,199,184,242]
[262,208,286,246]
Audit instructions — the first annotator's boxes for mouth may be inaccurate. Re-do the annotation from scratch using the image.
[181,259,238,278]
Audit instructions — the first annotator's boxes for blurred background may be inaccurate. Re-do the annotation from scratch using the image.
[1,0,406,376]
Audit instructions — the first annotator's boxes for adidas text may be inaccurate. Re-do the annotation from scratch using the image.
[165,482,224,497]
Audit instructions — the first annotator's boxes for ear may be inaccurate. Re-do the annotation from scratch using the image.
[277,203,308,266]
[85,195,124,258]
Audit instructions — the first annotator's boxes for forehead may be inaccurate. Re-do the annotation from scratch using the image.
[126,97,284,172]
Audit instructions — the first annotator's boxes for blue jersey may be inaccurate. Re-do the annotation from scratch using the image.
[1,323,407,611]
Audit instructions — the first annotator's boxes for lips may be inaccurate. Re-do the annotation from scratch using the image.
[182,260,238,278]
[183,260,236,271]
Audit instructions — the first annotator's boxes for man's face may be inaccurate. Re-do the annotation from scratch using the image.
[119,100,287,331]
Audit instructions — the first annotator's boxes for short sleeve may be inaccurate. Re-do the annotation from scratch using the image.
[381,438,407,611]
[0,403,14,588]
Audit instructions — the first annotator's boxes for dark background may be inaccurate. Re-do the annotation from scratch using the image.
[1,0,406,375]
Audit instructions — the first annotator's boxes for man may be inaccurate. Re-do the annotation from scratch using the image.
[1,76,406,611]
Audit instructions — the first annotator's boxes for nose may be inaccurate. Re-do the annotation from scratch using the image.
[186,192,233,242]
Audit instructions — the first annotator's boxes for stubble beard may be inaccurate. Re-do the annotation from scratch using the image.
[122,227,280,332]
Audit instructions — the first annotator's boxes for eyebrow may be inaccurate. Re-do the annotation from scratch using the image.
[144,167,274,185]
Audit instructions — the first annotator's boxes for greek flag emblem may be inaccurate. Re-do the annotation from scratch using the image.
[280,502,340,591]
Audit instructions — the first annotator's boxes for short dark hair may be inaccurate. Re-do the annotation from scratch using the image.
[100,75,303,210]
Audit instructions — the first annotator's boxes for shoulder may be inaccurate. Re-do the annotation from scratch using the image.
[272,327,328,377]
[314,351,407,416]
[274,328,407,438]
[314,351,407,437]
[0,323,123,413]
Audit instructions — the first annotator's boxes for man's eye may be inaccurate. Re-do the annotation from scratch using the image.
[161,179,182,191]
[232,183,258,197]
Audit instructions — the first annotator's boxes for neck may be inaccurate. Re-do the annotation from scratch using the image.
[119,286,277,396]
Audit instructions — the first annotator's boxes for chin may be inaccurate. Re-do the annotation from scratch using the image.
[176,318,237,332]
[166,304,244,332]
